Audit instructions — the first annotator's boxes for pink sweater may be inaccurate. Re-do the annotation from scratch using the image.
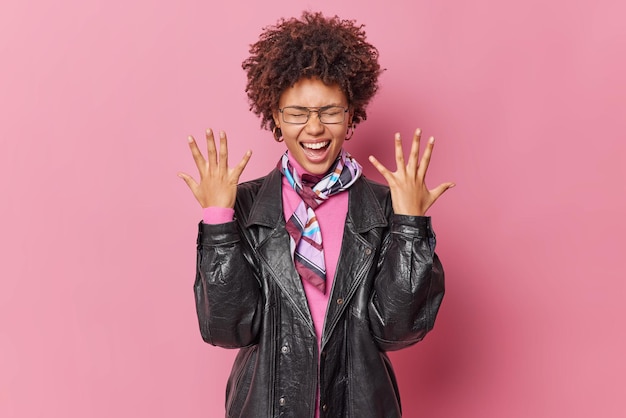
[202,154,349,417]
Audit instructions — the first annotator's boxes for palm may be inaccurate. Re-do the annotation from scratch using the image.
[368,129,454,216]
[178,129,252,208]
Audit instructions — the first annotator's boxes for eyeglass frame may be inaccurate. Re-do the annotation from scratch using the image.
[278,105,350,125]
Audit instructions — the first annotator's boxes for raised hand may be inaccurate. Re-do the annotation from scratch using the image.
[368,129,454,216]
[178,129,252,208]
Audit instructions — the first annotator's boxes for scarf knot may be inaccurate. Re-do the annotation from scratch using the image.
[279,150,362,293]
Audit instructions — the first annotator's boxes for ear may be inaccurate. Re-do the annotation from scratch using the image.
[272,110,281,128]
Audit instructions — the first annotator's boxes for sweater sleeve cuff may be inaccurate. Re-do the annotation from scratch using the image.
[202,207,235,224]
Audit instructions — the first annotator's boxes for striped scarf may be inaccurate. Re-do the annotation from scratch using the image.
[279,150,362,293]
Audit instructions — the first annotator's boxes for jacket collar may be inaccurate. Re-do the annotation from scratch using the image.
[245,168,388,231]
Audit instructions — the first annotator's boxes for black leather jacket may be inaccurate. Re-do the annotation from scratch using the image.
[194,168,445,418]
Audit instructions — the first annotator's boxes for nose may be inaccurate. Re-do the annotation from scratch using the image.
[305,112,325,135]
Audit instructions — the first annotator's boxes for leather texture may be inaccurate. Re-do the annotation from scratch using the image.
[194,168,445,418]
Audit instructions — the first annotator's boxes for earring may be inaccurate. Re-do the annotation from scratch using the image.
[272,126,284,142]
[345,124,355,141]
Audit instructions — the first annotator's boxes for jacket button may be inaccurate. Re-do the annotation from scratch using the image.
[336,298,344,305]
[322,404,328,412]
[365,248,372,255]
[279,397,286,406]
[281,345,290,354]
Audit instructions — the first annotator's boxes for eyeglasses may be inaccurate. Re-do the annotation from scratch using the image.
[279,106,349,125]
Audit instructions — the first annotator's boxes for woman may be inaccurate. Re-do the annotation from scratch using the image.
[179,11,454,418]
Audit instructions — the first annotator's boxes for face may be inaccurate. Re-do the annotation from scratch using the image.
[273,77,352,175]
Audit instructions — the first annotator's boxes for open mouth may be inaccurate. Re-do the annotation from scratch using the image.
[301,141,330,151]
[299,141,333,165]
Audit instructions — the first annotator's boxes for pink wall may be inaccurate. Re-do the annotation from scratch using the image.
[1,0,624,417]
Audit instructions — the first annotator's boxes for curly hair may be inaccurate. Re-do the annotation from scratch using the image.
[242,11,383,132]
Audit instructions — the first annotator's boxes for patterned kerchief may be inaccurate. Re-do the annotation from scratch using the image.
[279,150,362,293]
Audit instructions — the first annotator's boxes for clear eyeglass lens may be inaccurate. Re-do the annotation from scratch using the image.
[319,107,346,124]
[282,107,346,124]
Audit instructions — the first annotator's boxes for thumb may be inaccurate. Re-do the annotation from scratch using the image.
[431,182,456,200]
[178,172,198,191]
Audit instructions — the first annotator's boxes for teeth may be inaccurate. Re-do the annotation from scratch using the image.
[302,141,330,150]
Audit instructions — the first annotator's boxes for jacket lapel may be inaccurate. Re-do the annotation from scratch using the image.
[243,172,390,342]
[245,169,315,335]
[322,177,389,346]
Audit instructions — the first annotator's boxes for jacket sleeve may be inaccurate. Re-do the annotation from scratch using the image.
[194,220,263,349]
[368,214,445,351]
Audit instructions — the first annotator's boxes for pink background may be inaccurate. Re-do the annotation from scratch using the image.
[1,0,625,417]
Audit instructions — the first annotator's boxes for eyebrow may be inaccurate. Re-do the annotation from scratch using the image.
[282,104,345,109]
